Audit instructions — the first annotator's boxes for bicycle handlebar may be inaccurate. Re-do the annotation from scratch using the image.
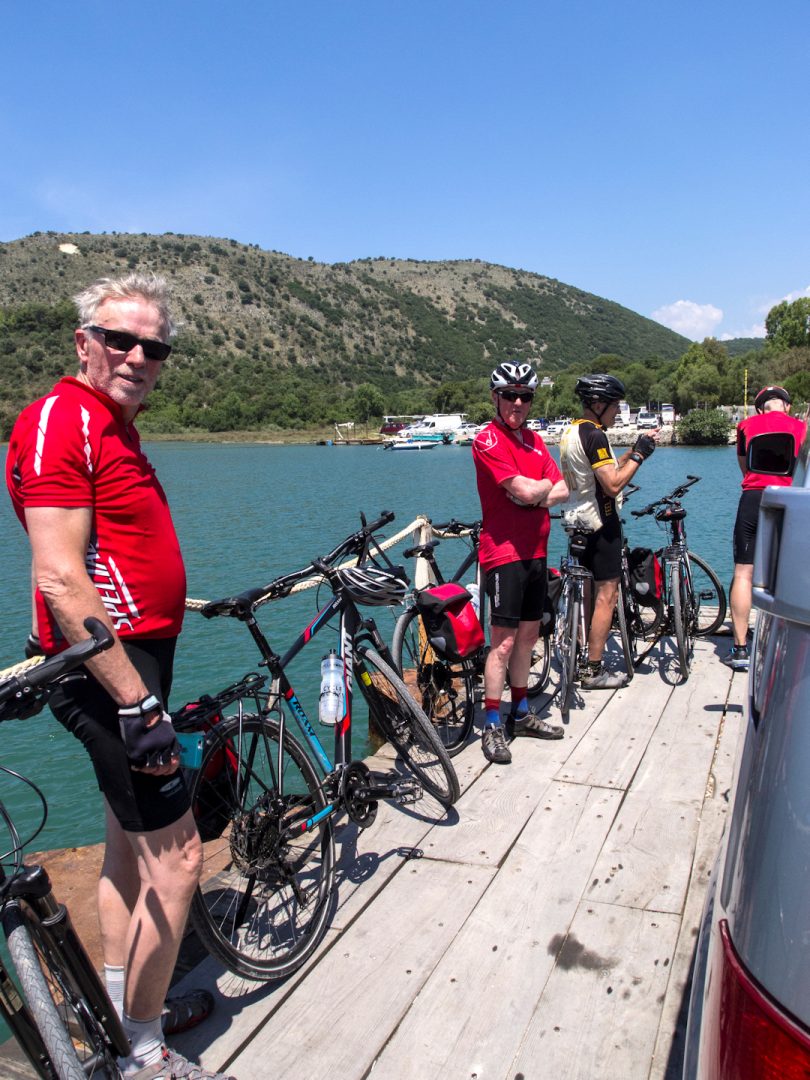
[631,475,701,518]
[202,511,397,618]
[0,618,114,722]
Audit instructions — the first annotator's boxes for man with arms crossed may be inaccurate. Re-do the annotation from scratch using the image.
[559,375,656,688]
[472,362,569,765]
[725,385,807,670]
[6,274,235,1080]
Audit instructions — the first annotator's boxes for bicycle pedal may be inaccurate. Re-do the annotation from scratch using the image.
[393,778,423,804]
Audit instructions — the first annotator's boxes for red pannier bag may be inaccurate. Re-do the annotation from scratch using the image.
[415,582,485,662]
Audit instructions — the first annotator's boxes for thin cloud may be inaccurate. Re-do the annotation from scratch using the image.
[651,300,723,341]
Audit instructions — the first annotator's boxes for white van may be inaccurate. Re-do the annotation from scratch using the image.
[615,401,631,427]
[660,403,675,425]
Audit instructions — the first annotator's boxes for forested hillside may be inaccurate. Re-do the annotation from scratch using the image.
[1,231,688,435]
[1,232,804,436]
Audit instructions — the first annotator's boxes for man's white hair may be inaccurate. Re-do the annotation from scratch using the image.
[73,273,177,338]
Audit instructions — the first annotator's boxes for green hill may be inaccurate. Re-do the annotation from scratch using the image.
[0,231,690,434]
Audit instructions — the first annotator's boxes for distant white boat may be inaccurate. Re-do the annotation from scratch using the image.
[383,439,438,451]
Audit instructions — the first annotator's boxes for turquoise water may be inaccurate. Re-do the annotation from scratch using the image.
[0,441,740,851]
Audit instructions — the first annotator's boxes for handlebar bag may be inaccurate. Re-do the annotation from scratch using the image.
[628,547,663,611]
[416,583,485,662]
[175,699,238,842]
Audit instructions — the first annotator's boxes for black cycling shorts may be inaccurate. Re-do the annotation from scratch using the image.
[733,489,764,565]
[485,557,547,628]
[582,516,622,582]
[48,637,191,834]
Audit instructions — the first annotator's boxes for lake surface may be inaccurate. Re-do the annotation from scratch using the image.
[0,440,740,851]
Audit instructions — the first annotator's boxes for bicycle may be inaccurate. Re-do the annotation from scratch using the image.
[392,519,553,755]
[552,516,595,721]
[629,476,727,679]
[613,483,660,680]
[184,511,460,982]
[0,618,131,1080]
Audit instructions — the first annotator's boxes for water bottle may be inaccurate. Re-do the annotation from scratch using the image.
[318,650,344,725]
[466,582,481,621]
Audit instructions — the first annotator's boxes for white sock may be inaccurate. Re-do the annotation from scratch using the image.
[120,1013,164,1074]
[103,964,125,1020]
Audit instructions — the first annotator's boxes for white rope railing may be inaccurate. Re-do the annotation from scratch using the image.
[0,514,478,680]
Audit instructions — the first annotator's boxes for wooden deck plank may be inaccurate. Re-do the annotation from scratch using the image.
[586,643,734,913]
[557,674,675,790]
[648,665,746,1080]
[369,782,623,1080]
[511,900,681,1080]
[228,859,495,1079]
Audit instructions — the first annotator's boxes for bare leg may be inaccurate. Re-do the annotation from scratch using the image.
[730,563,754,646]
[100,809,202,1021]
[484,624,516,703]
[588,578,619,664]
[505,619,542,686]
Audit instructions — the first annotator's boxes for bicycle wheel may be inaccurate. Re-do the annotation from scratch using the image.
[689,552,727,636]
[671,562,692,680]
[356,646,460,806]
[188,713,335,981]
[391,608,476,756]
[3,902,116,1080]
[554,585,580,719]
[526,634,552,697]
[615,581,637,680]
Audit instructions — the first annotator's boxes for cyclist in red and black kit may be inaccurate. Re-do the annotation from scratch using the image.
[725,385,807,671]
[472,362,570,765]
[6,274,234,1080]
[559,375,657,689]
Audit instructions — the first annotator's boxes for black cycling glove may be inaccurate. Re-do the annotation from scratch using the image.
[632,434,656,460]
[118,695,180,768]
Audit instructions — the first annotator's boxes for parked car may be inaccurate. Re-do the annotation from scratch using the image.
[683,425,810,1077]
[636,409,658,429]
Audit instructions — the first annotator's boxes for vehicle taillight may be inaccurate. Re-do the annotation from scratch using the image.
[706,919,810,1078]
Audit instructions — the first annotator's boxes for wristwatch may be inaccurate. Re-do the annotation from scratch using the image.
[118,694,162,718]
[629,452,644,465]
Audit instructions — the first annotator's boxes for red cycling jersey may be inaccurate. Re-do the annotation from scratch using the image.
[736,411,807,490]
[472,419,562,571]
[6,377,186,653]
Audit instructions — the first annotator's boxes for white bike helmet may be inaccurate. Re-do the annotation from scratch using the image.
[334,564,409,606]
[490,362,539,393]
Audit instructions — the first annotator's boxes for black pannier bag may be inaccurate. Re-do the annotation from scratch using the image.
[541,568,563,636]
[175,698,238,842]
[628,547,664,611]
[415,582,485,662]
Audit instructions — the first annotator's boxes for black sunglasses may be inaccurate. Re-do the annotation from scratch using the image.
[498,389,534,403]
[84,325,172,363]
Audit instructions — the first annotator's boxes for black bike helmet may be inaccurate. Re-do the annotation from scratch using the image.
[490,361,539,393]
[575,374,626,404]
[754,385,791,413]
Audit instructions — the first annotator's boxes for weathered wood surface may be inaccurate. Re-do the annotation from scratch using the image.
[167,634,747,1080]
[1,635,748,1080]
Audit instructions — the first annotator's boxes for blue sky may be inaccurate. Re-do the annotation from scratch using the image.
[2,0,807,341]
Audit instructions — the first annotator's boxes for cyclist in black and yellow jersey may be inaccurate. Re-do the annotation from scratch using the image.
[559,375,658,688]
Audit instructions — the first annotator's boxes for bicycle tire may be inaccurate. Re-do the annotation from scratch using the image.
[615,581,637,680]
[554,584,579,720]
[356,646,460,806]
[188,713,335,981]
[525,634,552,698]
[671,562,692,680]
[689,551,727,636]
[391,607,476,756]
[3,902,114,1080]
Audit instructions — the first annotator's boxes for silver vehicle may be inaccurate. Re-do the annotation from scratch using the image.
[683,424,810,1077]
[636,409,658,429]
